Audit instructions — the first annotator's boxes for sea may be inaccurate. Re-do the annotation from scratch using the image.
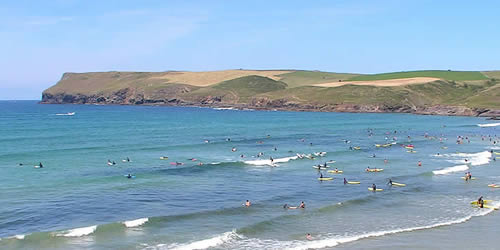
[0,100,499,250]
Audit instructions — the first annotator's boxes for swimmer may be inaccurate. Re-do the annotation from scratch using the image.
[245,200,251,207]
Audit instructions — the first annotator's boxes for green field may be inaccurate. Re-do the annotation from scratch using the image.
[348,70,488,81]
[278,70,359,88]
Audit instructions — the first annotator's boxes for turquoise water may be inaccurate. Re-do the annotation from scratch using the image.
[0,101,499,250]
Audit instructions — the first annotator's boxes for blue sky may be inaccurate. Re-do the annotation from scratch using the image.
[1,0,499,99]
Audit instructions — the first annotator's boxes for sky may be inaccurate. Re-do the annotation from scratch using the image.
[1,0,499,99]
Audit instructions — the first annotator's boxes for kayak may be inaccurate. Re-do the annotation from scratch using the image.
[366,168,383,172]
[461,177,477,180]
[347,181,360,184]
[327,170,343,174]
[391,182,406,187]
[368,188,383,192]
[318,177,333,181]
[470,200,492,205]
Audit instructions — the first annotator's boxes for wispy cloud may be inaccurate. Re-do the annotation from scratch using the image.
[24,16,74,26]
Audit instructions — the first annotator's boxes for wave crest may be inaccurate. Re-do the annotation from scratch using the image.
[433,165,469,175]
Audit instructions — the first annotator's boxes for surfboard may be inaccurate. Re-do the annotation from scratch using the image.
[470,200,492,205]
[347,181,360,184]
[327,170,343,174]
[368,188,383,192]
[461,177,477,180]
[391,182,406,187]
[318,177,333,181]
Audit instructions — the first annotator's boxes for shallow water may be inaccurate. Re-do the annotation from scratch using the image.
[0,101,499,249]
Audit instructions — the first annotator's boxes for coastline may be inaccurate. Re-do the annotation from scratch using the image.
[39,95,500,118]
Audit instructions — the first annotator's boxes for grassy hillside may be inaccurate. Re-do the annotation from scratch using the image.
[258,79,500,109]
[185,75,288,102]
[277,71,360,88]
[348,70,488,81]
[481,71,500,79]
[42,69,500,112]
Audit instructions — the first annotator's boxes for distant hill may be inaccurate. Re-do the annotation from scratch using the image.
[42,69,500,117]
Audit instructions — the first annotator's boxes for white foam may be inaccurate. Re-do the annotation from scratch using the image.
[55,225,97,237]
[244,156,298,166]
[6,234,25,240]
[433,164,469,175]
[234,208,497,250]
[477,122,500,127]
[166,231,240,250]
[123,218,148,228]
[444,151,492,166]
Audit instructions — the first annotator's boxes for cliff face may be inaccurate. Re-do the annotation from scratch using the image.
[41,70,500,117]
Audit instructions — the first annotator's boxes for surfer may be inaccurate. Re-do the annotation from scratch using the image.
[299,201,305,208]
[344,178,348,185]
[127,174,132,179]
[320,172,324,179]
[418,161,422,167]
[387,179,393,185]
[126,157,130,162]
[372,183,377,191]
[270,156,274,163]
[232,147,237,152]
[39,162,43,168]
[245,200,251,207]
[478,196,484,208]
[306,233,313,240]
[365,166,370,172]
